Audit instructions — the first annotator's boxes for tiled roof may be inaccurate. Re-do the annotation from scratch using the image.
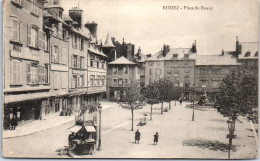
[88,45,107,57]
[146,48,196,61]
[196,54,241,66]
[103,33,115,48]
[109,56,136,65]
[239,42,258,59]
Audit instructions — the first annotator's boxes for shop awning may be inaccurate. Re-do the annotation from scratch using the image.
[85,126,96,132]
[68,125,82,133]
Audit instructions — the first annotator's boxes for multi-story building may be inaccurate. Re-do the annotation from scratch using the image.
[3,1,108,127]
[106,56,140,100]
[145,42,197,99]
[235,38,258,77]
[43,0,70,118]
[195,54,241,102]
[3,0,49,123]
[135,47,147,87]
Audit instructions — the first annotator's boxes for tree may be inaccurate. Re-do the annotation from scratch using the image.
[155,77,173,114]
[142,83,160,120]
[215,68,258,124]
[118,82,146,131]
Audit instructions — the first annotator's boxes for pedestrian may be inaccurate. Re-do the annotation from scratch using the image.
[154,132,159,145]
[11,116,17,130]
[179,97,182,105]
[135,129,141,143]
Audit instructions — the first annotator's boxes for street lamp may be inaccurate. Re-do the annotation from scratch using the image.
[227,118,235,159]
[97,104,102,151]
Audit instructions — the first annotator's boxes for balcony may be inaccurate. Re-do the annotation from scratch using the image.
[87,86,106,94]
[10,50,39,61]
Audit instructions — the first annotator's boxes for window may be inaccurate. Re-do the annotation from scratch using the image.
[112,78,118,86]
[42,32,48,51]
[90,56,94,67]
[80,57,84,69]
[212,80,219,88]
[174,70,179,76]
[27,64,37,84]
[43,65,48,84]
[97,58,100,68]
[72,75,77,88]
[112,67,118,75]
[184,54,189,59]
[12,18,21,42]
[245,51,251,57]
[155,68,161,75]
[149,62,154,66]
[184,71,190,78]
[80,37,84,50]
[90,75,95,86]
[62,29,68,41]
[53,0,59,5]
[124,79,128,86]
[149,68,153,75]
[30,27,38,48]
[123,66,129,75]
[32,0,39,16]
[255,52,258,57]
[101,60,105,69]
[184,81,190,88]
[174,81,179,87]
[72,34,77,48]
[173,54,178,59]
[52,46,59,63]
[52,25,58,37]
[11,59,21,84]
[102,76,105,85]
[73,55,78,68]
[118,78,123,86]
[78,76,84,87]
[97,76,101,86]
[167,69,172,75]
[201,80,207,88]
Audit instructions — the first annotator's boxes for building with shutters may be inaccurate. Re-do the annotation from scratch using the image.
[3,0,108,126]
[3,0,49,123]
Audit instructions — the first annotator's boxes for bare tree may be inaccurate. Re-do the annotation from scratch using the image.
[142,83,160,120]
[118,82,145,131]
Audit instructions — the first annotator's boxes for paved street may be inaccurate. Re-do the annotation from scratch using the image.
[3,101,257,159]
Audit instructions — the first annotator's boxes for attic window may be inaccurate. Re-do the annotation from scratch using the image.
[255,52,258,57]
[245,51,251,57]
[184,54,189,59]
[173,54,178,59]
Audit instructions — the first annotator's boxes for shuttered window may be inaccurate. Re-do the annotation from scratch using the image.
[12,18,21,42]
[11,59,21,84]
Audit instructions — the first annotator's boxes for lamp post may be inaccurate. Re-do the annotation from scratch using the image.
[192,98,195,121]
[97,104,102,151]
[227,119,235,159]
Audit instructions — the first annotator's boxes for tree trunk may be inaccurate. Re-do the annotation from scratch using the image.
[131,108,134,131]
[169,101,171,110]
[150,104,153,120]
[161,102,163,114]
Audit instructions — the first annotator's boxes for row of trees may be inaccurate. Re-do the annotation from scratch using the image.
[118,77,182,131]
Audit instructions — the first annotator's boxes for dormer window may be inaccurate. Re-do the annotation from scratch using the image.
[255,52,258,57]
[173,54,178,59]
[184,54,189,59]
[245,51,251,57]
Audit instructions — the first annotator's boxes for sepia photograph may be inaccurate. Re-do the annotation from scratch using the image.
[2,0,259,159]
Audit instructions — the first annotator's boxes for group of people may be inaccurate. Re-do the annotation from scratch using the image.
[135,129,159,145]
[4,116,18,130]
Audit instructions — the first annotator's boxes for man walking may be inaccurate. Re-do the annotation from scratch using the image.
[135,129,141,144]
[154,132,159,145]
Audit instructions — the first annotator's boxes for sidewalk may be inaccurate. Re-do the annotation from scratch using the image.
[3,102,112,139]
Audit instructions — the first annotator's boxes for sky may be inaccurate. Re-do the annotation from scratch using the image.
[61,0,258,55]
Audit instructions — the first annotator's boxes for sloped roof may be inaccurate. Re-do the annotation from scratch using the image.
[88,45,107,57]
[196,54,241,66]
[103,33,115,48]
[109,56,136,65]
[238,42,258,59]
[146,48,196,61]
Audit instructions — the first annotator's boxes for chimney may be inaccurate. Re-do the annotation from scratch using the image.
[85,22,98,38]
[69,7,83,27]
